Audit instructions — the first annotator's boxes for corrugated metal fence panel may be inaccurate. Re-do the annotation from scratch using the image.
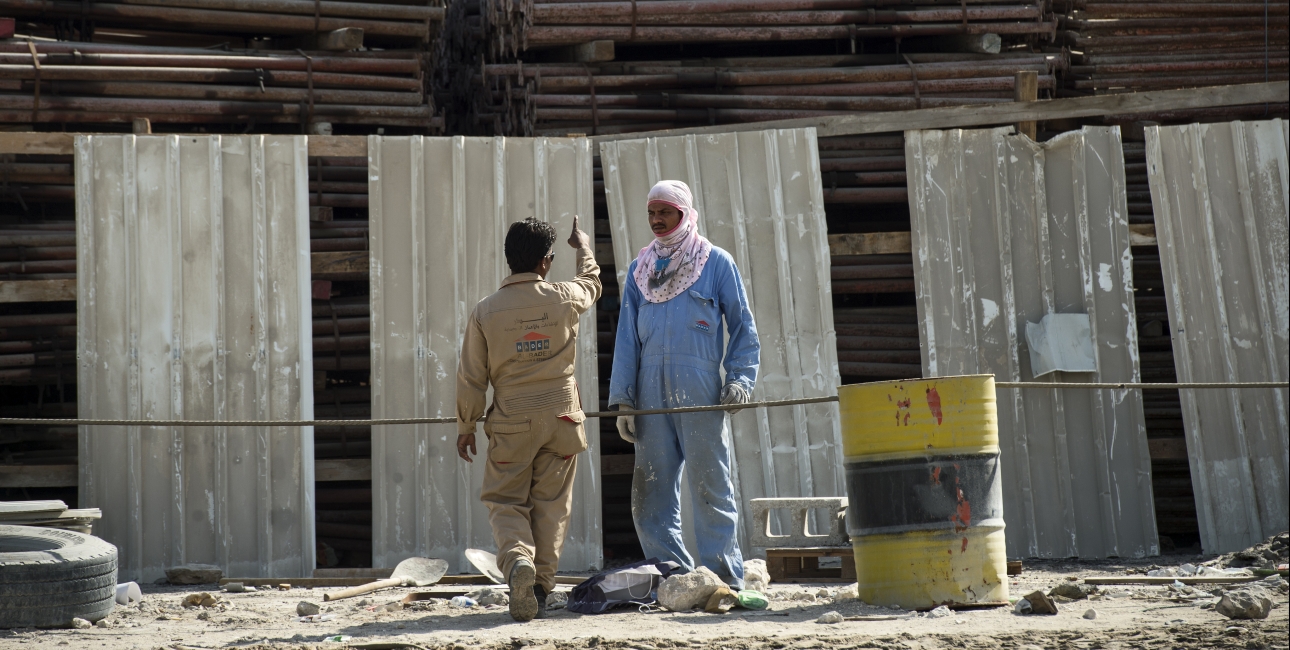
[906,126,1158,559]
[599,128,842,553]
[75,135,315,581]
[368,136,601,573]
[1145,120,1289,554]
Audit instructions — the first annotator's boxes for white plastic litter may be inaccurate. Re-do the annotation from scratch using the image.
[115,582,142,606]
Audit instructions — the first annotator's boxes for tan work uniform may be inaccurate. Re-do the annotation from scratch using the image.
[456,245,601,592]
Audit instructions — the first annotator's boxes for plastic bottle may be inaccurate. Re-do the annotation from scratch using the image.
[450,596,478,608]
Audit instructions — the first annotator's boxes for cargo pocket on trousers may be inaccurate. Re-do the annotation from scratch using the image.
[486,418,531,464]
[551,410,588,457]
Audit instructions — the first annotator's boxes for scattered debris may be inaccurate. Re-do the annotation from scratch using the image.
[736,590,769,610]
[1016,591,1058,615]
[926,605,953,618]
[298,613,336,623]
[115,581,142,605]
[181,593,220,608]
[743,559,770,592]
[1148,565,1252,578]
[657,567,723,612]
[296,601,321,616]
[222,582,249,593]
[816,610,845,624]
[94,618,112,628]
[70,617,92,629]
[1050,582,1094,600]
[1216,532,1289,571]
[1085,576,1258,586]
[547,590,569,610]
[704,586,738,614]
[786,591,817,603]
[833,583,859,602]
[450,596,478,608]
[1262,575,1289,594]
[1007,560,1024,576]
[1083,608,1099,620]
[467,587,509,607]
[1215,590,1273,620]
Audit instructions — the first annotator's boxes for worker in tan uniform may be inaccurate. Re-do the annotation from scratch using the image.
[456,215,600,622]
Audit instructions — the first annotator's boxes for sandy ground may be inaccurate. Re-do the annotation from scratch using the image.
[2,555,1286,650]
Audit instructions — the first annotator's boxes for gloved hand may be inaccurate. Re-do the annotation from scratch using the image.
[720,383,752,414]
[614,404,634,443]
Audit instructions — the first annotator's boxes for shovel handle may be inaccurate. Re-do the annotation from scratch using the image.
[323,577,404,601]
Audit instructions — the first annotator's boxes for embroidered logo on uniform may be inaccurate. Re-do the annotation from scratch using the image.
[515,331,551,353]
[694,320,711,332]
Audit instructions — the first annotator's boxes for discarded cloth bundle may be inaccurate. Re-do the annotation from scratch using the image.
[567,558,682,614]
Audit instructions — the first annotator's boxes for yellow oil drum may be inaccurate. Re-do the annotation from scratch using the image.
[839,374,1007,610]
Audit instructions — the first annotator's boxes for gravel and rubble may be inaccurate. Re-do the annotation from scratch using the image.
[1,543,1286,650]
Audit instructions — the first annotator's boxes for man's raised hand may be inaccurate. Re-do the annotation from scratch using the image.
[568,214,591,249]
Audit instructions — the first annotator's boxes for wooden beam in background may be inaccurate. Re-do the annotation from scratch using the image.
[316,458,371,482]
[829,232,911,256]
[0,279,76,303]
[0,464,76,488]
[592,82,1288,144]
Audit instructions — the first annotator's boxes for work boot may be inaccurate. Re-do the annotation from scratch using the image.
[508,559,538,622]
[533,584,549,619]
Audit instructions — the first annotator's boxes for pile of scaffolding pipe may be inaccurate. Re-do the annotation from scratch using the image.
[461,51,1063,136]
[0,41,442,128]
[1055,0,1289,103]
[469,0,1057,59]
[0,0,445,44]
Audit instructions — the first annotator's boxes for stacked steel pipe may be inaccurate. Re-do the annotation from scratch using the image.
[1057,0,1289,102]
[472,0,1056,59]
[466,51,1063,136]
[0,41,441,129]
[0,0,445,47]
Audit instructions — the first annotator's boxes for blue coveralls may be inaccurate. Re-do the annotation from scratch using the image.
[608,247,760,588]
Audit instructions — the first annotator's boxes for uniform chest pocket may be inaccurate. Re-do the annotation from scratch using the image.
[687,290,719,336]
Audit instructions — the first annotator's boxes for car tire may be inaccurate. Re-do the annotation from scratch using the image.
[0,524,118,628]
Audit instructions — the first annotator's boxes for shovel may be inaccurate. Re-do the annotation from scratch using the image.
[323,557,448,601]
[464,548,505,584]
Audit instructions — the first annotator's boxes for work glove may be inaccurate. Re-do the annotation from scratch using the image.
[720,383,752,414]
[616,404,637,443]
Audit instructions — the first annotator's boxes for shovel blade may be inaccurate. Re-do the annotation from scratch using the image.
[391,557,449,587]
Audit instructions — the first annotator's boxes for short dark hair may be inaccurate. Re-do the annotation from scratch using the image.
[505,217,557,275]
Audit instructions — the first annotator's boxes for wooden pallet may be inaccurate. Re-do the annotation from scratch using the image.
[765,547,856,584]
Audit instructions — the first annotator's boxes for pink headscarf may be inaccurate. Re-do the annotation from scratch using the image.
[633,180,713,303]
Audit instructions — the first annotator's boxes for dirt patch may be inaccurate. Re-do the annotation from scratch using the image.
[1,554,1285,650]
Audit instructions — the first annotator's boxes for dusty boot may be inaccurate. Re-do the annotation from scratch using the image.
[533,584,549,619]
[508,559,538,622]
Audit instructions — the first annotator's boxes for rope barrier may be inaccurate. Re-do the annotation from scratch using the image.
[0,382,1284,428]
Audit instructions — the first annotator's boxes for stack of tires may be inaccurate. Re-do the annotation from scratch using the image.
[0,525,118,628]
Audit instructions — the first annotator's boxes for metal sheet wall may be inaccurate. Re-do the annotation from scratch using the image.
[906,126,1158,559]
[599,128,842,553]
[368,136,601,572]
[1145,119,1289,554]
[75,135,316,581]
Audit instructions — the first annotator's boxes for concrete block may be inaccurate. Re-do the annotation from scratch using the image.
[750,497,848,548]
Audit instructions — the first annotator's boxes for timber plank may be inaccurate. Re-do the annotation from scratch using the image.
[0,279,76,303]
[591,82,1288,144]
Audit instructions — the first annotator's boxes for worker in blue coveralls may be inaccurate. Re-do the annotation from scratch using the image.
[608,179,760,589]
